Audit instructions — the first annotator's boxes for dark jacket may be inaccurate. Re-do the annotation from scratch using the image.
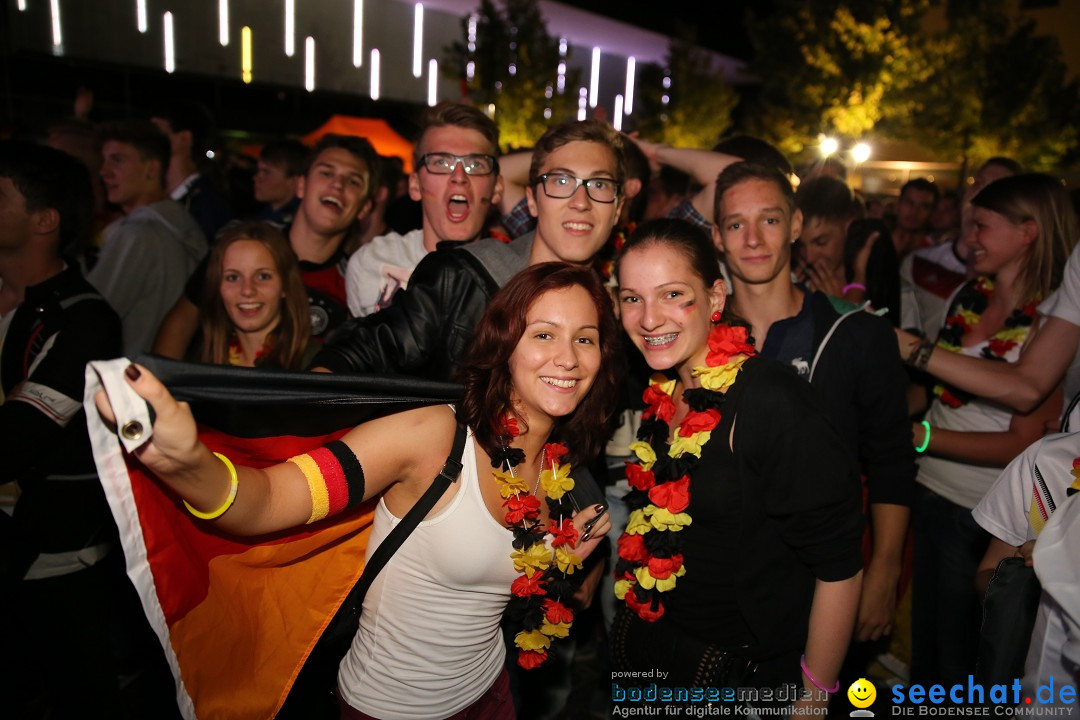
[311,235,533,381]
[1,265,122,560]
[807,291,916,507]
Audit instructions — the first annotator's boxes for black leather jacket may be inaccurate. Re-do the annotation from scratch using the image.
[311,235,533,381]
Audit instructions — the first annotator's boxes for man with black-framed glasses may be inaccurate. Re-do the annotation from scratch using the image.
[312,117,627,381]
[345,102,504,316]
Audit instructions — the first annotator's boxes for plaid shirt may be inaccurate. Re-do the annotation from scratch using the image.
[667,198,711,232]
[501,197,536,239]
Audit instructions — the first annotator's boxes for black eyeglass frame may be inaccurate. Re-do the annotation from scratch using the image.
[535,173,622,203]
[416,153,499,176]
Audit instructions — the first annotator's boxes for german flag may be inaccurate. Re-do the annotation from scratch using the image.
[85,357,461,720]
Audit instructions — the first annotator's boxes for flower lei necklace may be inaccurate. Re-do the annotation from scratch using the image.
[614,323,756,621]
[933,276,1040,408]
[228,333,270,366]
[492,414,585,669]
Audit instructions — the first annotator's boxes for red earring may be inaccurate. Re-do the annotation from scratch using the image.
[711,310,722,323]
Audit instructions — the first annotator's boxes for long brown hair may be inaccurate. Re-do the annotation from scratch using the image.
[456,263,622,466]
[971,173,1077,303]
[199,221,311,369]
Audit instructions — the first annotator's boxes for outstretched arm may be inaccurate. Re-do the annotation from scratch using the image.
[898,315,1080,414]
[94,363,446,535]
[627,136,741,224]
[496,150,532,218]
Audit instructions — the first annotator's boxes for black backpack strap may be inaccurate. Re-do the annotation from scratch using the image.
[351,417,468,601]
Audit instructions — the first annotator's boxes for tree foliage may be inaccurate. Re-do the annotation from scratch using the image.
[633,32,739,149]
[443,0,579,150]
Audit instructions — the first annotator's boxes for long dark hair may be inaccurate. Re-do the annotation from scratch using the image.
[845,219,900,325]
[456,263,622,465]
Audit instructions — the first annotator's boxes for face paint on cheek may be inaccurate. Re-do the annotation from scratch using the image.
[680,299,696,311]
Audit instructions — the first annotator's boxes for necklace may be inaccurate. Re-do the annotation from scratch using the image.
[228,333,270,366]
[492,414,585,669]
[933,276,1040,408]
[615,323,756,622]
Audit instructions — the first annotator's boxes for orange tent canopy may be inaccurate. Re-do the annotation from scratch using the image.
[302,115,414,173]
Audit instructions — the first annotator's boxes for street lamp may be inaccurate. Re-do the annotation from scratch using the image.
[852,142,872,164]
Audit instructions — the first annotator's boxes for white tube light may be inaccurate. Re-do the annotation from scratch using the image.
[370,48,381,100]
[427,59,438,106]
[353,0,364,67]
[163,12,175,73]
[613,94,624,131]
[136,0,147,33]
[589,47,600,108]
[284,0,295,57]
[219,0,229,46]
[413,4,424,79]
[18,0,27,11]
[578,88,587,121]
[624,57,636,115]
[305,36,315,91]
[50,0,62,47]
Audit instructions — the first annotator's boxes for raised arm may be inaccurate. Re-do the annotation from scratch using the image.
[495,150,532,218]
[627,136,741,225]
[95,363,454,535]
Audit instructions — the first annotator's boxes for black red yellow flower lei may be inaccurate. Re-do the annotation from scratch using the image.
[493,415,585,669]
[933,276,1040,408]
[614,324,756,621]
[227,333,270,366]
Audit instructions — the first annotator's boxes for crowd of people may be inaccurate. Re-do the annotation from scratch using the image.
[2,92,1079,720]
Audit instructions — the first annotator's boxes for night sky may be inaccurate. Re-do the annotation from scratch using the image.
[569,0,770,61]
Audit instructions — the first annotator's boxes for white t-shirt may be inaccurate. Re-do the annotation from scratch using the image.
[1039,243,1080,404]
[345,229,428,317]
[973,433,1080,707]
[337,431,519,719]
[899,241,967,335]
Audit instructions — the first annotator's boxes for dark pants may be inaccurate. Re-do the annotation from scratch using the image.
[911,486,989,689]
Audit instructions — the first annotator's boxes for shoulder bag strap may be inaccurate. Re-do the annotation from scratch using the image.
[350,418,468,602]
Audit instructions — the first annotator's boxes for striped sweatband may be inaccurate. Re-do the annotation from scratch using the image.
[287,440,366,524]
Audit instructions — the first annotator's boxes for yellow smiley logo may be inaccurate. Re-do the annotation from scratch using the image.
[848,678,876,709]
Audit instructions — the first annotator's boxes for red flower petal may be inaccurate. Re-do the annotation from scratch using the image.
[647,553,684,580]
[647,475,691,514]
[544,442,569,465]
[617,533,650,563]
[550,517,579,548]
[518,649,548,670]
[504,494,541,524]
[706,324,755,365]
[511,574,547,597]
[500,413,520,437]
[625,462,656,491]
[542,598,574,624]
[642,385,676,422]
[678,408,722,437]
[625,586,664,622]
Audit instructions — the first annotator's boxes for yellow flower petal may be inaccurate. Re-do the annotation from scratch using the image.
[614,579,633,600]
[541,620,571,638]
[539,463,575,500]
[668,430,711,459]
[625,508,651,535]
[515,628,552,652]
[647,506,692,532]
[649,374,677,396]
[629,441,656,470]
[554,546,582,574]
[998,326,1027,341]
[958,308,981,326]
[495,467,529,498]
[634,566,657,590]
[693,354,750,392]
[511,543,552,577]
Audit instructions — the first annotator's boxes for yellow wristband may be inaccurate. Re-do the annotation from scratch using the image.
[183,452,239,520]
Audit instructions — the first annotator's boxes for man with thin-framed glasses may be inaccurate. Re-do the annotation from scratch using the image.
[312,117,627,381]
[344,102,503,316]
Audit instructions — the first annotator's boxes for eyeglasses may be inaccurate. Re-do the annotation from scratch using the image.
[417,153,498,176]
[536,173,621,203]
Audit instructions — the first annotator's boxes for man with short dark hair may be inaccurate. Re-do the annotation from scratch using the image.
[152,133,380,357]
[712,162,914,662]
[89,120,207,354]
[345,102,503,316]
[151,101,233,241]
[0,141,125,717]
[795,175,864,299]
[313,118,626,380]
[254,138,307,227]
[892,178,940,259]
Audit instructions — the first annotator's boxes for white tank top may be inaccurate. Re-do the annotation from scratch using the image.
[337,430,520,719]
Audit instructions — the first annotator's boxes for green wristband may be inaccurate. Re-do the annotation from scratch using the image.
[915,420,931,453]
